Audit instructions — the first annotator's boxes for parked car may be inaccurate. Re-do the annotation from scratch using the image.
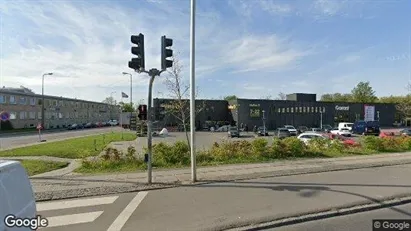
[217,125,230,132]
[328,134,359,147]
[400,129,411,136]
[84,122,93,128]
[330,128,352,137]
[297,132,327,144]
[68,123,79,130]
[257,126,269,136]
[352,120,380,136]
[311,128,323,132]
[322,124,333,133]
[228,126,240,138]
[276,128,291,139]
[338,122,354,131]
[297,126,309,134]
[108,120,119,126]
[284,125,298,136]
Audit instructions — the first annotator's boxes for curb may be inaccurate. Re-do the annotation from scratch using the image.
[34,159,411,202]
[223,194,411,231]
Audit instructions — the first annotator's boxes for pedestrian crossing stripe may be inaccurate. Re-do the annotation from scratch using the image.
[36,195,119,228]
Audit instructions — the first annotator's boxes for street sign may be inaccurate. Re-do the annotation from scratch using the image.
[0,111,10,121]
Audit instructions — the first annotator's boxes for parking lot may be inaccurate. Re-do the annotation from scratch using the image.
[129,130,366,153]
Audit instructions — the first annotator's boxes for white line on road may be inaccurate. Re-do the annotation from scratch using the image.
[37,196,119,211]
[107,191,148,231]
[42,211,104,228]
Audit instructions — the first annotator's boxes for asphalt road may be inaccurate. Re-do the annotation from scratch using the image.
[0,127,123,150]
[36,164,411,231]
[268,203,411,231]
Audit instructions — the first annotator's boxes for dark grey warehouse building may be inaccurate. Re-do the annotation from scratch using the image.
[153,93,400,130]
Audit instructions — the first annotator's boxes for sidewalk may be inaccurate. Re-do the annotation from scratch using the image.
[31,152,411,201]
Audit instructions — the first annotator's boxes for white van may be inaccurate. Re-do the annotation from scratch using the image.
[0,160,37,231]
[338,122,353,131]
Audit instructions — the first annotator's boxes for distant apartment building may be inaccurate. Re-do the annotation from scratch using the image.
[0,86,120,130]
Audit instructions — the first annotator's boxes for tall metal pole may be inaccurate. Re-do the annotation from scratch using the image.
[262,110,266,134]
[110,91,116,120]
[146,68,159,184]
[189,0,197,182]
[320,111,323,129]
[41,73,53,128]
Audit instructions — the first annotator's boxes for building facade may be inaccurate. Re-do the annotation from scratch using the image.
[153,93,400,130]
[153,98,234,129]
[230,93,398,129]
[0,87,120,130]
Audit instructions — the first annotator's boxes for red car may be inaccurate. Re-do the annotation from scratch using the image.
[328,134,359,147]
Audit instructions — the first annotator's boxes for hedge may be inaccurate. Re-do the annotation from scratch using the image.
[78,135,411,173]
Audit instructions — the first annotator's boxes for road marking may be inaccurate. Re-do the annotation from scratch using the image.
[107,191,148,231]
[37,196,119,211]
[43,211,104,228]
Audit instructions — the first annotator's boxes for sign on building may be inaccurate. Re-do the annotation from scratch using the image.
[335,105,349,111]
[364,105,375,121]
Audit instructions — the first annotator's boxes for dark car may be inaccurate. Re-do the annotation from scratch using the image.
[297,126,309,134]
[84,122,93,128]
[277,128,291,139]
[322,124,333,133]
[257,126,269,136]
[228,126,240,138]
[68,124,80,130]
[352,120,380,136]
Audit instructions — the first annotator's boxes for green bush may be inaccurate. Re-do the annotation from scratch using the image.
[282,137,306,157]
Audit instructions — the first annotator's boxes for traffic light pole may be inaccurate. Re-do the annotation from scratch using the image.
[140,68,163,184]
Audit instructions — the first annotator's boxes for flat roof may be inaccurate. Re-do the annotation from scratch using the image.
[0,89,110,105]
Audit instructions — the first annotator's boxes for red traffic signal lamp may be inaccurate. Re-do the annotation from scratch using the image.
[138,104,147,120]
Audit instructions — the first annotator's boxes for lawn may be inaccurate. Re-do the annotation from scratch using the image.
[0,132,137,159]
[19,159,69,176]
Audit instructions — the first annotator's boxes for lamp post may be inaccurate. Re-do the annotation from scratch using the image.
[110,91,116,120]
[262,110,266,134]
[189,0,197,182]
[320,110,323,129]
[41,72,53,128]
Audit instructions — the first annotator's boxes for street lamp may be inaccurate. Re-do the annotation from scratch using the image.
[320,109,323,129]
[110,91,116,120]
[41,72,53,128]
[122,72,132,106]
[262,110,266,134]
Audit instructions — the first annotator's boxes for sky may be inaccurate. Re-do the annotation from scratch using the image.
[0,0,410,104]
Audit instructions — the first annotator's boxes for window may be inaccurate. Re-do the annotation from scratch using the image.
[59,101,63,107]
[278,108,281,113]
[315,107,318,113]
[282,108,285,113]
[29,112,36,119]
[303,107,306,113]
[19,97,27,105]
[323,107,326,113]
[19,112,27,119]
[58,113,63,119]
[9,96,16,104]
[53,100,58,106]
[30,98,36,105]
[0,95,5,104]
[291,107,294,113]
[299,107,302,113]
[38,112,42,119]
[9,112,16,120]
[311,107,314,113]
[286,108,290,113]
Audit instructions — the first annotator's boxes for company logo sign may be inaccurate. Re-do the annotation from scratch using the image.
[335,105,349,111]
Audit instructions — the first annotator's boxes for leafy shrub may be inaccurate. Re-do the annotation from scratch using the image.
[362,136,384,151]
[251,139,268,157]
[282,137,306,157]
[152,141,190,166]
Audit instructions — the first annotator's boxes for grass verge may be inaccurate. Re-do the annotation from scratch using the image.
[0,132,137,159]
[18,159,69,176]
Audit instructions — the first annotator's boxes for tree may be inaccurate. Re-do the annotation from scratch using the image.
[379,95,405,104]
[163,55,206,148]
[102,96,116,105]
[351,81,378,103]
[118,102,135,112]
[276,92,286,100]
[395,95,411,119]
[320,93,352,102]
[224,95,237,101]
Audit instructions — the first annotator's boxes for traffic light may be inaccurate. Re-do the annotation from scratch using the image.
[138,104,147,120]
[161,35,173,70]
[128,33,145,71]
